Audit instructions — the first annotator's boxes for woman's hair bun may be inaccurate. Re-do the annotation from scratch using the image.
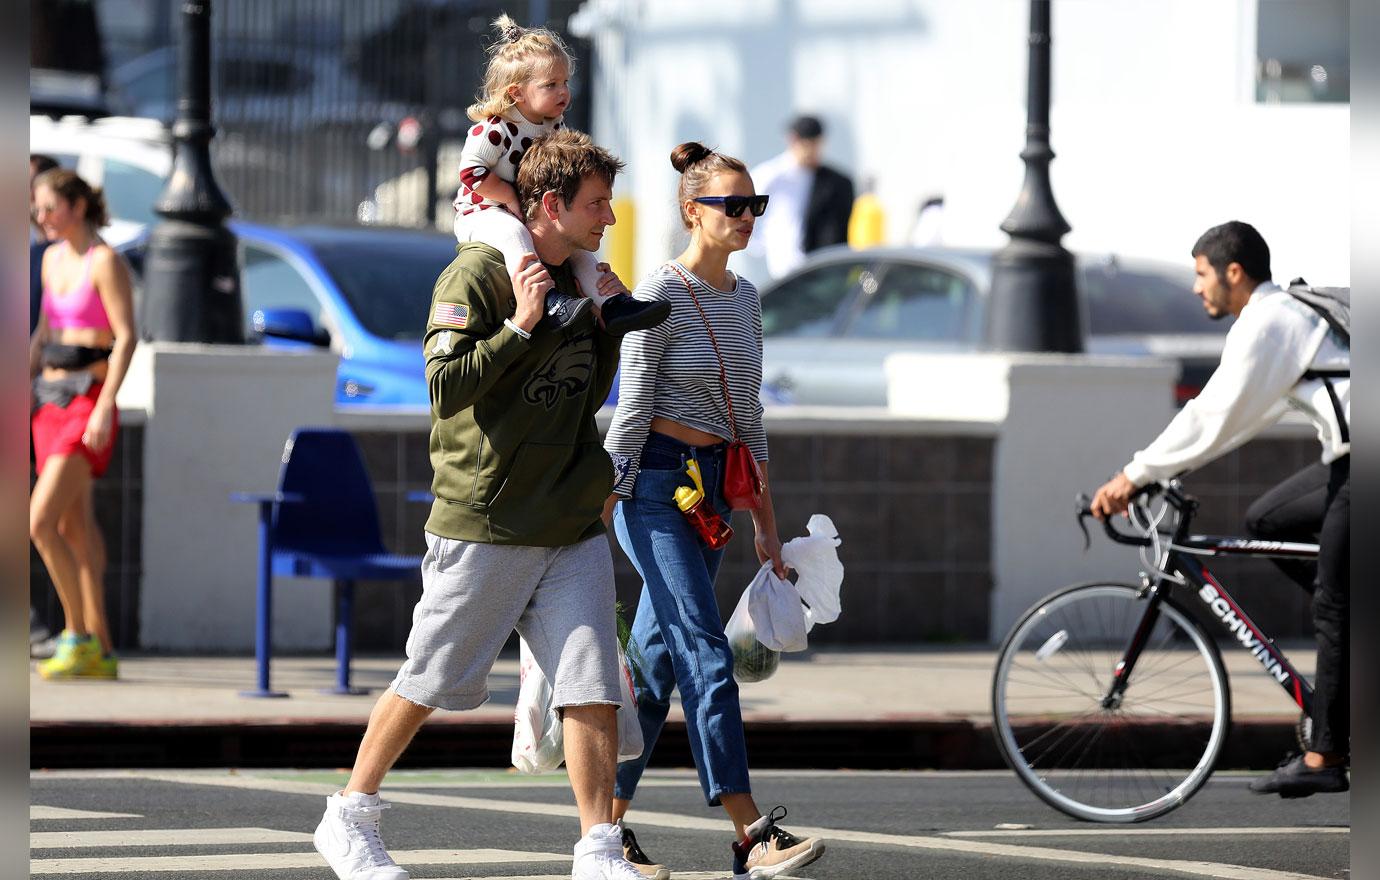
[670,142,714,173]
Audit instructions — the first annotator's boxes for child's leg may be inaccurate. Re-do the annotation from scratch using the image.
[570,250,614,306]
[454,209,543,284]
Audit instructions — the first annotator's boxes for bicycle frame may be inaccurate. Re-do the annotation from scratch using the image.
[1089,484,1316,716]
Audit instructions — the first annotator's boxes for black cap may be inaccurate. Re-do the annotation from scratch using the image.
[788,114,824,140]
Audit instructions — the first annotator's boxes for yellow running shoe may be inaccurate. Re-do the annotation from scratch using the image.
[37,631,98,680]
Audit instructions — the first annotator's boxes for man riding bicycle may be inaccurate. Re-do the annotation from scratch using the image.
[1090,221,1349,798]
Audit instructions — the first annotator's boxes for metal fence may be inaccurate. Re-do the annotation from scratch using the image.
[100,0,592,228]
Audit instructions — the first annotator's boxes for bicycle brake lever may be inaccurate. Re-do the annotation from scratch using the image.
[1074,493,1092,552]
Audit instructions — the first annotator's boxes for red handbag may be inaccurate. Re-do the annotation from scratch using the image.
[667,264,764,511]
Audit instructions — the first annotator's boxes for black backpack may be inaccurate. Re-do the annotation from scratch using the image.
[1286,278,1349,442]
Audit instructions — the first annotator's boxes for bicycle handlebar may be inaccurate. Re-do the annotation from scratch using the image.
[1074,487,1160,550]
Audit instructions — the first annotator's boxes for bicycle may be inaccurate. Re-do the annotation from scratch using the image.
[990,480,1319,823]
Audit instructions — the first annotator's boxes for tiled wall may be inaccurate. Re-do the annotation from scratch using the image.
[30,423,1323,652]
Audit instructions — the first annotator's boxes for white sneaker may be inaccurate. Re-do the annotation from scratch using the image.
[572,822,648,880]
[314,791,409,880]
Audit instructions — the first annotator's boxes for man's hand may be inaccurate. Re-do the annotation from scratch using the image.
[511,253,552,333]
[1090,471,1139,520]
[601,493,620,528]
[589,262,630,300]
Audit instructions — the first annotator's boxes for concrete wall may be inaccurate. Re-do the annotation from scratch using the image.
[575,0,1349,286]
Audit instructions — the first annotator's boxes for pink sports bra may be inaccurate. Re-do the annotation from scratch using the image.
[42,243,112,332]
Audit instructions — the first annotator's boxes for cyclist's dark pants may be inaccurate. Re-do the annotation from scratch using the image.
[1245,456,1349,755]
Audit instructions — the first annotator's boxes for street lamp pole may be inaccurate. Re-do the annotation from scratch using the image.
[985,0,1083,353]
[140,0,244,344]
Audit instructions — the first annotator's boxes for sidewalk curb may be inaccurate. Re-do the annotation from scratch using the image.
[30,716,1301,771]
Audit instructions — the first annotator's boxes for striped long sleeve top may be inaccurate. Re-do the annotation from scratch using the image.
[604,262,769,497]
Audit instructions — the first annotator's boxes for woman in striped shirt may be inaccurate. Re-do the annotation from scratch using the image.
[602,142,824,880]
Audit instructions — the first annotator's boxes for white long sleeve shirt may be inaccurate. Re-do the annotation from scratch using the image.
[748,150,811,279]
[1124,282,1350,486]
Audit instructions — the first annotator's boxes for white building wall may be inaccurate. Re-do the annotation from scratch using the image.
[575,0,1348,286]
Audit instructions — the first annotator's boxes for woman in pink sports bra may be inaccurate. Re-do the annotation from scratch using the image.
[29,168,136,681]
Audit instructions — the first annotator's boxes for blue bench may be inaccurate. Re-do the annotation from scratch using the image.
[233,427,425,697]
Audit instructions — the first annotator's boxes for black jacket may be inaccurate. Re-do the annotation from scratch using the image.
[802,165,854,253]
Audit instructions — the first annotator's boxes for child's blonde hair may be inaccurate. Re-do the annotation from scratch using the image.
[466,14,575,122]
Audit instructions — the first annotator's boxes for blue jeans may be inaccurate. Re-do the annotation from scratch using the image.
[613,433,751,806]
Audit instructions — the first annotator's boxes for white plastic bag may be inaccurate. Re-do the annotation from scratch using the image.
[512,637,563,774]
[512,636,644,774]
[725,582,780,683]
[747,563,809,652]
[780,514,844,631]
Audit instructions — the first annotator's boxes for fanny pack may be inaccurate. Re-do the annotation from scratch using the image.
[41,343,113,370]
[32,372,96,411]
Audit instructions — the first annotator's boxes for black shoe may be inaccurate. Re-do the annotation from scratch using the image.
[617,821,670,880]
[599,292,671,335]
[539,288,592,333]
[1249,753,1349,798]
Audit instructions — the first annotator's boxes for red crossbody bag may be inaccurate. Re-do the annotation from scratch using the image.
[666,263,764,511]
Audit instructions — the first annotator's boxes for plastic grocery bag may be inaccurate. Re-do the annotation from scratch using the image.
[780,514,844,631]
[747,563,809,652]
[512,637,645,774]
[512,637,563,774]
[725,581,781,683]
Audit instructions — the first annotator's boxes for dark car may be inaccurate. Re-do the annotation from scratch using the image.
[758,245,1230,407]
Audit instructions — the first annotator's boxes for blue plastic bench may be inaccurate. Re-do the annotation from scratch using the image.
[233,427,425,697]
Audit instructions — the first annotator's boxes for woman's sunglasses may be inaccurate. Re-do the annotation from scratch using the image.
[692,195,770,218]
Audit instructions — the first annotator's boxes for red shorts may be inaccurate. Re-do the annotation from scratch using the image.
[32,383,118,477]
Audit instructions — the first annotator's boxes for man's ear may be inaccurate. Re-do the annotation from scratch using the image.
[1224,262,1246,288]
[540,190,563,221]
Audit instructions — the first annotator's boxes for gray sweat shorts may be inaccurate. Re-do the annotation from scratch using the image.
[390,532,622,712]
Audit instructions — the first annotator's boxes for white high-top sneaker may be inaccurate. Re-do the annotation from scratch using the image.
[572,822,648,880]
[314,791,409,880]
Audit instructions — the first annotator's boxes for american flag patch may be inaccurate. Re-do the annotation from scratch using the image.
[433,302,469,328]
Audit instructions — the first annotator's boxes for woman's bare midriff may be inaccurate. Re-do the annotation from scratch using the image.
[649,417,726,447]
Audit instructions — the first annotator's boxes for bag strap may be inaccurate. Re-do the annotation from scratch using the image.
[665,262,742,442]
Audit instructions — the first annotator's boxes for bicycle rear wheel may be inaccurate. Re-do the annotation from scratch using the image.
[992,582,1230,822]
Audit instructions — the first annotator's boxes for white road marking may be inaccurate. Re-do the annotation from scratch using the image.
[31,827,313,848]
[30,807,142,821]
[123,771,1341,880]
[30,847,568,875]
[947,827,1349,838]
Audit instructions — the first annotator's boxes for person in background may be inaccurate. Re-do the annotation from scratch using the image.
[909,194,945,247]
[749,114,854,279]
[602,141,825,880]
[29,169,136,680]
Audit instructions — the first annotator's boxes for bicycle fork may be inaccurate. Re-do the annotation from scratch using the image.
[1100,581,1168,710]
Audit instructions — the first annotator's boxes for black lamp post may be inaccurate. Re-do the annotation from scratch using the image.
[986,0,1083,353]
[140,0,244,344]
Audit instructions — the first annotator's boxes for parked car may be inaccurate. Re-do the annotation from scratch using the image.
[29,114,172,248]
[757,245,1231,407]
[123,223,457,408]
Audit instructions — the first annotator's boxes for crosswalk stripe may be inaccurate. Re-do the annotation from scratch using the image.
[125,771,1336,880]
[31,827,313,848]
[30,807,142,821]
[29,847,568,875]
[945,827,1350,838]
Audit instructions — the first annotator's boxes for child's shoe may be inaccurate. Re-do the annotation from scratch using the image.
[598,293,671,335]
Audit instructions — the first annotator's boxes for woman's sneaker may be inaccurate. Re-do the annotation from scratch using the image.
[37,631,101,680]
[617,820,671,880]
[731,806,825,880]
[572,822,649,880]
[313,791,409,880]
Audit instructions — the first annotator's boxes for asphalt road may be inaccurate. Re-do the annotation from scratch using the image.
[30,768,1349,880]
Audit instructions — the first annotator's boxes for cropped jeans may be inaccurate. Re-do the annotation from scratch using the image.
[613,432,751,806]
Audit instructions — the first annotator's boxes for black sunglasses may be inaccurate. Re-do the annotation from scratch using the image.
[692,195,769,218]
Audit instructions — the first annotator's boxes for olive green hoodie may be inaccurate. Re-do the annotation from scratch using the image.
[422,242,618,546]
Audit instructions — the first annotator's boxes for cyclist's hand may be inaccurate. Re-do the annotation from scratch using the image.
[1091,472,1138,520]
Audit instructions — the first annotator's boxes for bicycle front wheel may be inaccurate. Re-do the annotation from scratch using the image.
[992,582,1230,822]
